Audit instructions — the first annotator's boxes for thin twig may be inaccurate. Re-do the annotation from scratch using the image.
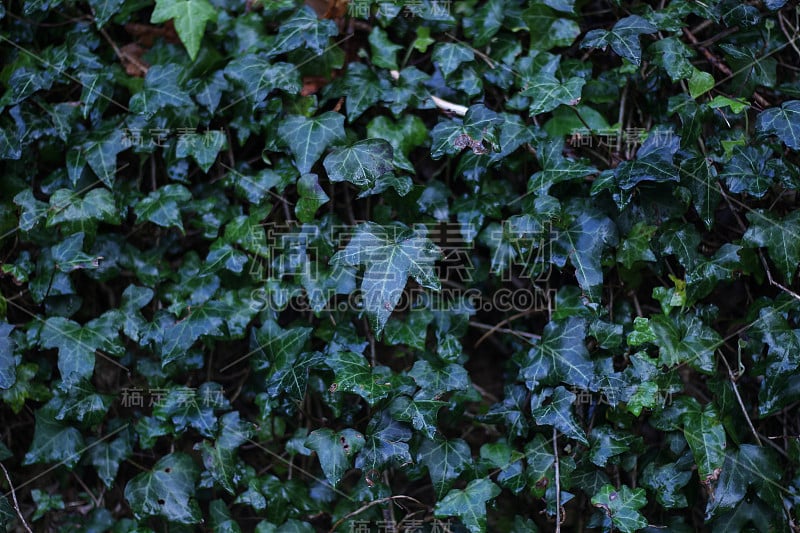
[328,495,425,532]
[682,26,770,108]
[474,309,543,347]
[468,321,541,341]
[717,352,761,444]
[0,462,33,533]
[553,428,562,533]
[779,11,800,60]
[720,181,800,302]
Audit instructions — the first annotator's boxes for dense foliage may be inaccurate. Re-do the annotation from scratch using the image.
[2,0,800,531]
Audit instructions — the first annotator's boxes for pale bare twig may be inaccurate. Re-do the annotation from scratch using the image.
[0,462,33,533]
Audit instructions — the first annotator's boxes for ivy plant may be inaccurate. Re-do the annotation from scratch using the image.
[1,0,800,531]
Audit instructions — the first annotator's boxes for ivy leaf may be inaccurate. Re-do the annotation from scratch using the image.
[430,104,501,159]
[267,351,323,401]
[707,444,781,515]
[124,453,201,524]
[305,428,365,487]
[649,37,694,81]
[591,484,648,533]
[369,27,402,70]
[325,351,392,406]
[681,155,720,230]
[531,386,588,445]
[417,437,472,498]
[641,462,692,509]
[479,385,530,439]
[268,6,338,56]
[409,359,470,398]
[224,55,302,108]
[128,64,193,118]
[521,5,581,50]
[522,74,585,115]
[151,0,217,61]
[40,316,103,386]
[134,184,192,232]
[87,430,132,489]
[720,145,781,198]
[0,322,16,390]
[367,115,428,172]
[617,222,657,269]
[681,402,726,484]
[323,139,394,188]
[649,314,721,374]
[23,406,85,469]
[551,202,618,302]
[519,317,593,390]
[432,43,475,78]
[46,188,120,227]
[434,479,501,533]
[581,15,657,66]
[755,99,800,150]
[278,112,345,174]
[528,139,596,192]
[87,0,124,27]
[295,173,329,222]
[688,68,715,99]
[198,412,252,495]
[389,394,447,440]
[81,128,127,188]
[742,209,800,283]
[614,139,680,190]
[355,411,412,472]
[330,222,441,334]
[322,63,381,123]
[14,190,48,232]
[589,426,635,467]
[253,320,312,372]
[50,232,100,272]
[158,304,225,366]
[176,130,226,173]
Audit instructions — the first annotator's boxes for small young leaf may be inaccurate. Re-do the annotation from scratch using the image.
[151,0,217,60]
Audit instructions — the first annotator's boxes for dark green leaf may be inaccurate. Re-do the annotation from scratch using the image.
[755,100,800,150]
[417,437,472,498]
[330,222,441,334]
[124,453,201,524]
[323,139,394,188]
[278,112,345,174]
[591,484,648,533]
[434,479,501,533]
[581,15,657,66]
[305,428,365,487]
[531,386,588,445]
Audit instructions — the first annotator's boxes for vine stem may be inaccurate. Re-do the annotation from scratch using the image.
[0,461,33,533]
[553,428,562,533]
[328,495,425,533]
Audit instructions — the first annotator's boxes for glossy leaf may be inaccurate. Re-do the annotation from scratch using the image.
[304,428,365,487]
[581,15,657,66]
[124,453,201,524]
[434,479,501,533]
[330,222,441,334]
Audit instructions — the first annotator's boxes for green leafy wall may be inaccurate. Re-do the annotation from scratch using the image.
[1,0,800,531]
